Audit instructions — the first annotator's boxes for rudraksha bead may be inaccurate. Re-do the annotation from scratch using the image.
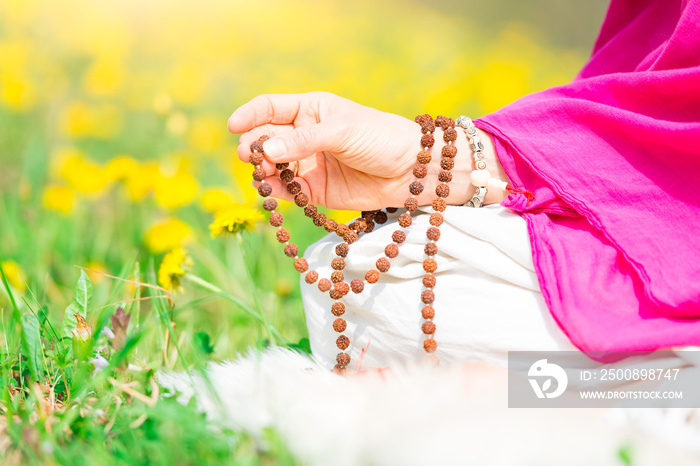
[337,224,349,238]
[276,228,290,243]
[250,152,264,165]
[252,168,266,182]
[421,305,435,319]
[423,338,437,353]
[440,158,455,171]
[284,243,298,258]
[325,219,338,233]
[420,134,435,148]
[332,365,347,375]
[429,213,443,227]
[404,197,418,212]
[313,213,327,227]
[318,278,332,292]
[280,169,295,183]
[331,258,345,270]
[441,145,457,158]
[353,218,367,232]
[422,321,436,335]
[361,210,376,221]
[351,279,364,294]
[294,258,308,273]
[386,207,399,214]
[414,114,432,124]
[336,352,351,367]
[423,258,437,273]
[304,205,318,218]
[305,271,318,284]
[434,115,446,127]
[376,257,391,273]
[331,271,344,284]
[385,243,399,258]
[331,302,346,316]
[335,243,349,257]
[275,162,289,170]
[417,150,432,164]
[421,289,435,304]
[424,242,438,256]
[374,211,388,224]
[365,220,375,232]
[335,281,350,295]
[431,198,447,212]
[413,164,428,179]
[251,140,264,153]
[287,181,301,195]
[343,230,358,244]
[443,127,458,142]
[423,274,436,288]
[438,171,452,183]
[329,289,343,300]
[392,230,406,244]
[426,227,441,241]
[258,183,273,197]
[336,335,350,350]
[420,120,435,133]
[333,318,347,333]
[263,198,278,211]
[365,270,380,283]
[436,184,450,198]
[269,212,283,227]
[409,181,424,196]
[294,193,309,207]
[398,212,412,228]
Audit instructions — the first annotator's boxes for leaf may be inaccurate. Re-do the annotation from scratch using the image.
[542,378,552,392]
[62,270,93,339]
[110,307,130,351]
[20,313,43,381]
[194,332,214,355]
[287,337,312,355]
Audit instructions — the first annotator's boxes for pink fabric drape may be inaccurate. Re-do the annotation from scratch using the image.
[476,0,700,351]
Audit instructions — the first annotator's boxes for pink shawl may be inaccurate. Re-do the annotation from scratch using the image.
[476,0,700,351]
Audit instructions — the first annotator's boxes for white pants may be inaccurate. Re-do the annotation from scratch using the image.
[301,205,577,369]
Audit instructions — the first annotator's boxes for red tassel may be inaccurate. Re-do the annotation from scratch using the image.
[506,184,535,202]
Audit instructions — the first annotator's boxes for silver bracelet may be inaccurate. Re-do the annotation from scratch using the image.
[456,116,490,208]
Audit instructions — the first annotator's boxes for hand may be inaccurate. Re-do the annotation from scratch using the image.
[228,92,505,210]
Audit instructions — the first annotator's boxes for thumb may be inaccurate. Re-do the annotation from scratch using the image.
[262,122,340,162]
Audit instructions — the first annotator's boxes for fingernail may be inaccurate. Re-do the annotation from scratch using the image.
[263,139,286,158]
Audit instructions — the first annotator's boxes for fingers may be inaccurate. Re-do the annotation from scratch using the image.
[261,120,344,163]
[228,92,329,133]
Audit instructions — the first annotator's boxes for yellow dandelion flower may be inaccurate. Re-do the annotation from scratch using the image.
[123,162,159,201]
[158,248,193,293]
[105,155,139,181]
[83,57,124,97]
[209,204,264,238]
[187,115,225,152]
[144,218,193,254]
[0,260,26,293]
[154,168,199,210]
[200,188,234,213]
[42,185,75,214]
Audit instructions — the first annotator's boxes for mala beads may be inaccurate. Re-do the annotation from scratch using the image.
[249,114,476,373]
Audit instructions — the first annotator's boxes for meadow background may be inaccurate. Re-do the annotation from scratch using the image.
[0,0,607,463]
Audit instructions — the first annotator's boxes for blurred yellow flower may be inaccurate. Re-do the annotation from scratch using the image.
[123,162,160,201]
[144,218,193,254]
[42,185,75,214]
[152,92,173,115]
[158,247,193,293]
[166,112,188,136]
[56,149,110,196]
[167,64,206,105]
[0,260,26,293]
[0,74,36,111]
[105,155,139,181]
[83,57,124,97]
[60,101,122,139]
[209,205,264,238]
[200,188,235,213]
[154,169,199,210]
[85,261,107,285]
[187,115,226,152]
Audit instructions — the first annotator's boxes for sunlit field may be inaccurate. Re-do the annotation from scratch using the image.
[0,0,599,463]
